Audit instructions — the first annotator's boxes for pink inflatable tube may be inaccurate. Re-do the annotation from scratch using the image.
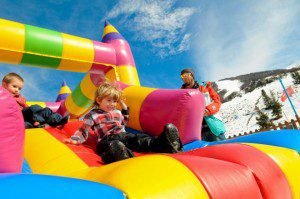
[90,41,116,74]
[0,86,25,173]
[140,89,205,144]
[110,40,136,66]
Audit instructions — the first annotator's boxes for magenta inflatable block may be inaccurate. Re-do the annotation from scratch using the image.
[140,89,205,144]
[0,86,25,173]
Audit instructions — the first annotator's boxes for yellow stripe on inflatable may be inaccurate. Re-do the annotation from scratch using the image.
[102,25,119,38]
[246,143,300,199]
[123,86,156,131]
[0,18,25,64]
[57,33,94,72]
[59,86,72,95]
[65,95,90,116]
[26,101,46,107]
[70,155,209,199]
[118,66,140,86]
[24,128,88,175]
[80,73,98,100]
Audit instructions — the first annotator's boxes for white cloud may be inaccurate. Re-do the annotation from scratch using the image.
[104,0,196,57]
[194,0,300,81]
[178,33,191,52]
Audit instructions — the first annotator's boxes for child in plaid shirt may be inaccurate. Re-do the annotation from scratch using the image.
[65,82,183,164]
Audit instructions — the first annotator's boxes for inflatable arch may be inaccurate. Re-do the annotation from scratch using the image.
[1,18,300,198]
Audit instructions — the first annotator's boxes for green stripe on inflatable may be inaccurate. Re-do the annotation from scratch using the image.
[21,25,63,68]
[72,86,93,108]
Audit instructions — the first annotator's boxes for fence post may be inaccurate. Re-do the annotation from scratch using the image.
[296,115,300,128]
[284,121,291,129]
[291,119,297,129]
[278,122,284,129]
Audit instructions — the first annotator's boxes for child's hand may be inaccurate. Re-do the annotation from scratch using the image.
[33,121,40,127]
[204,109,209,116]
[120,98,127,110]
[64,138,81,145]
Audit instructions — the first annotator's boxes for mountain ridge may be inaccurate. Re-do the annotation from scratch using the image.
[213,65,300,102]
[212,65,300,137]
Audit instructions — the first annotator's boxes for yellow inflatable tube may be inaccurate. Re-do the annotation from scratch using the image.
[24,128,209,198]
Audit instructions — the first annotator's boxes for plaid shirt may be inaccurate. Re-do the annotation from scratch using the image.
[71,108,129,144]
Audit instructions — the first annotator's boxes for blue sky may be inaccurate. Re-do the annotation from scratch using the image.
[1,0,300,101]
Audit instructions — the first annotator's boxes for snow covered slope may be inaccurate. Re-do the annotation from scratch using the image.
[217,73,300,138]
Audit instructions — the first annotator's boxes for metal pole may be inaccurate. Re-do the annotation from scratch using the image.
[279,78,299,117]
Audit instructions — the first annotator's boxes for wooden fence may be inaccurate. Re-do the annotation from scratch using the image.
[227,115,300,139]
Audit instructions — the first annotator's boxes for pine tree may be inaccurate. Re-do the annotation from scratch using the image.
[261,89,272,109]
[256,106,274,129]
[270,91,283,119]
[291,71,300,85]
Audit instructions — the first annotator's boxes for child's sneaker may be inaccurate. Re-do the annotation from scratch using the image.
[59,115,69,125]
[53,115,69,129]
[158,123,183,153]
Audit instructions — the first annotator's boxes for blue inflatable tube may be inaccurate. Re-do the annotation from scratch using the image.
[184,130,300,152]
[183,140,210,151]
[0,174,125,199]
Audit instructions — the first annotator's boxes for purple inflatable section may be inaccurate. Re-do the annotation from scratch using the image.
[0,86,25,173]
[140,89,205,144]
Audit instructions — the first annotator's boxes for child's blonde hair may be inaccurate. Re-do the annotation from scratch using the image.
[94,82,122,106]
[2,72,24,84]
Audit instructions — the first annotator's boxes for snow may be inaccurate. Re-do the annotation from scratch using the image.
[286,62,300,69]
[217,74,300,138]
[217,80,243,98]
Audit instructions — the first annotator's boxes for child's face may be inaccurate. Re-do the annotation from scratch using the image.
[2,77,24,97]
[96,96,118,112]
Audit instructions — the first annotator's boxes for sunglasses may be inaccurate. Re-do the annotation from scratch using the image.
[181,73,191,78]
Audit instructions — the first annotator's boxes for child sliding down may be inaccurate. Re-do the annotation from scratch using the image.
[65,82,183,164]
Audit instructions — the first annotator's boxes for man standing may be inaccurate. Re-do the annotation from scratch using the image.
[180,68,226,141]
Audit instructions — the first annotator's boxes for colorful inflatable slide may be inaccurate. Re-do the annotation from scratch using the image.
[1,18,300,198]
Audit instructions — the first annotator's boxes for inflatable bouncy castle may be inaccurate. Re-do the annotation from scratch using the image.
[1,18,300,198]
